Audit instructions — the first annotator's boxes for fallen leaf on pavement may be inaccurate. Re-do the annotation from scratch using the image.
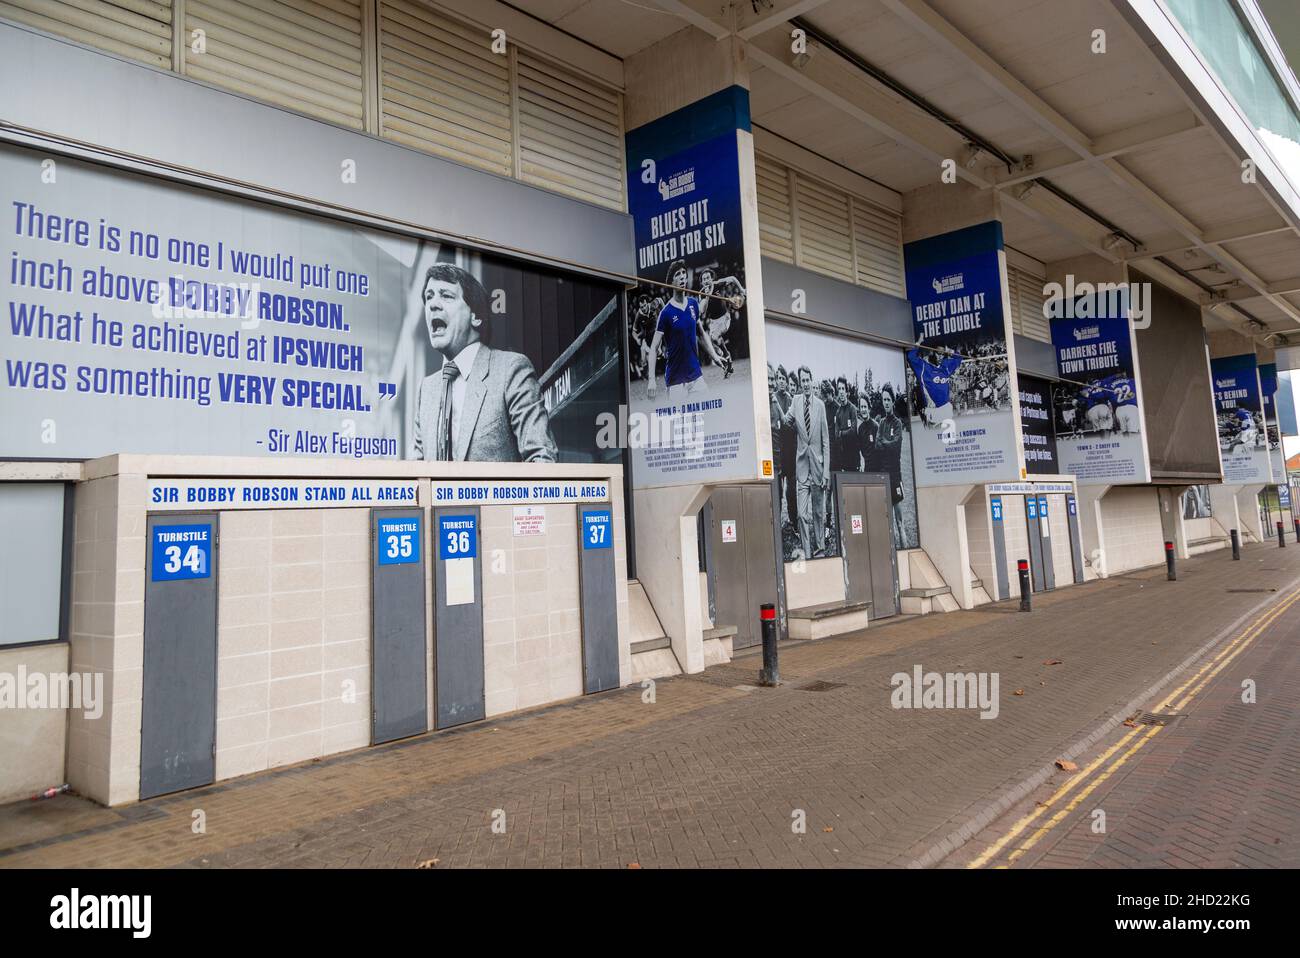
[1055,759,1078,772]
[823,826,834,833]
[416,858,439,869]
[627,863,642,869]
[1043,659,1062,666]
[1013,689,1025,696]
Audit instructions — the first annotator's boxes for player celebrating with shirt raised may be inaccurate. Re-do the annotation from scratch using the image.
[906,335,963,429]
[646,259,728,401]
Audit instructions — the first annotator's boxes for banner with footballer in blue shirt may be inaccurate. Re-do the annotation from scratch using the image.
[1050,301,1151,485]
[903,221,1021,486]
[1211,354,1272,484]
[624,87,767,488]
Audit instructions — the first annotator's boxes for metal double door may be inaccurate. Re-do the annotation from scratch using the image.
[707,485,780,649]
[835,475,899,618]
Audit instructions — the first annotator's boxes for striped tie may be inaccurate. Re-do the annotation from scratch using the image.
[803,395,811,438]
[437,360,460,461]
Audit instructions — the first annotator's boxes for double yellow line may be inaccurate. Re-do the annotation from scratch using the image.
[968,587,1300,869]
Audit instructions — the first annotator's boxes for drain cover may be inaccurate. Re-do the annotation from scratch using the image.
[796,680,846,692]
[1226,588,1275,593]
[1130,710,1183,726]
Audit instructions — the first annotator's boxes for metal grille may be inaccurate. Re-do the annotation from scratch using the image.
[2,0,173,68]
[186,0,366,129]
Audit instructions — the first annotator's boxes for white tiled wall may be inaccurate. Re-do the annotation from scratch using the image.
[1100,487,1164,574]
[480,503,584,717]
[1047,494,1075,583]
[784,556,845,608]
[214,508,371,780]
[965,499,994,595]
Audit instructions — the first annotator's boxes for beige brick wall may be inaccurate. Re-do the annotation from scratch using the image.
[1047,494,1075,584]
[480,503,584,717]
[1100,487,1164,574]
[965,499,994,595]
[66,475,128,804]
[1000,494,1029,597]
[214,508,371,780]
[784,557,845,608]
[0,642,69,803]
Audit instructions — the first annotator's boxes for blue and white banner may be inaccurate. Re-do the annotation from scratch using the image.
[1050,304,1150,485]
[903,221,1020,486]
[1211,354,1272,484]
[625,87,765,488]
[1,145,623,467]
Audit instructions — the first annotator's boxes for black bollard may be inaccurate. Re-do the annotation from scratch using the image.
[1165,541,1176,581]
[1294,518,1299,544]
[758,603,779,687]
[1018,559,1031,612]
[1230,528,1241,560]
[1278,521,1287,549]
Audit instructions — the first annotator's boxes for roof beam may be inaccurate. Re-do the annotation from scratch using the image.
[876,0,1300,327]
[649,0,731,39]
[1132,215,1294,259]
[738,0,835,39]
[1201,275,1300,304]
[989,111,1202,188]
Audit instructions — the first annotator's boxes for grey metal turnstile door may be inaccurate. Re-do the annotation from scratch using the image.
[1036,494,1056,590]
[433,506,484,730]
[1024,495,1048,592]
[708,485,779,649]
[578,507,619,693]
[141,512,218,799]
[371,508,428,744]
[836,476,899,618]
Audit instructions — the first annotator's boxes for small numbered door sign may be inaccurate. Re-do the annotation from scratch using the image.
[721,519,738,543]
[151,524,212,581]
[583,509,612,550]
[1039,497,1050,537]
[378,516,421,565]
[990,496,1003,522]
[439,515,477,559]
[1027,496,1038,520]
[1067,495,1077,517]
[850,514,864,535]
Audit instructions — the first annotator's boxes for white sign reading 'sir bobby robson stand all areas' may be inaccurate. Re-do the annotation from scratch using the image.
[148,479,419,510]
[147,478,612,509]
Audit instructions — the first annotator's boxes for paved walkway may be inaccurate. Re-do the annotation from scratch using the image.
[3,544,1299,868]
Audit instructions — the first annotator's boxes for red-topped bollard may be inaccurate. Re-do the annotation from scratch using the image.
[759,603,779,687]
[1018,559,1031,612]
[1165,540,1176,581]
[1278,521,1287,549]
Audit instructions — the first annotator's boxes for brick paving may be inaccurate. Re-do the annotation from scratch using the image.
[950,580,1300,869]
[2,545,1299,868]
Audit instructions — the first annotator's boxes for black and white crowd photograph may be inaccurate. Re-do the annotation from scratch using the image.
[767,321,920,560]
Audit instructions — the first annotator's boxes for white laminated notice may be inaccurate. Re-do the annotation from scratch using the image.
[445,556,475,606]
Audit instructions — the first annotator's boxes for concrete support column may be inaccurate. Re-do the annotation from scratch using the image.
[1237,484,1267,542]
[1208,483,1242,539]
[1158,486,1189,559]
[1077,483,1110,579]
[632,484,711,674]
[916,485,973,609]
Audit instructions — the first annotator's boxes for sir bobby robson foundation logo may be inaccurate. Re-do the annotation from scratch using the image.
[657,166,697,201]
[931,273,965,295]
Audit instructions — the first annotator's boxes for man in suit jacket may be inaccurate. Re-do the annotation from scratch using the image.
[784,365,830,558]
[410,263,556,463]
